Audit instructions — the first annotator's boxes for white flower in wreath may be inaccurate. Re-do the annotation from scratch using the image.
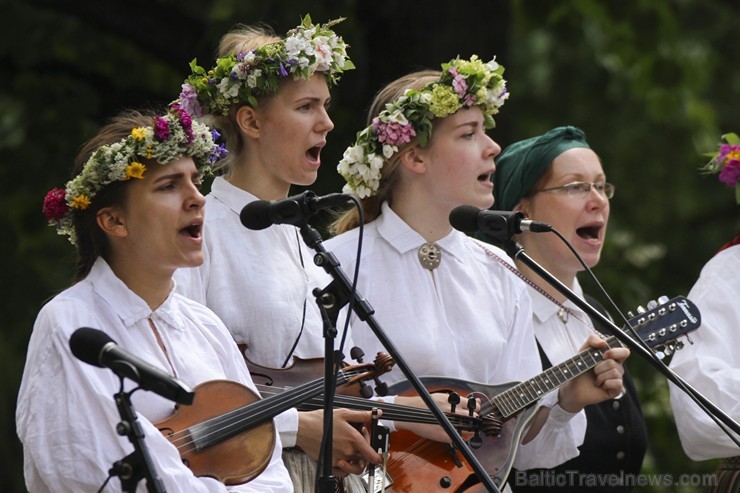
[382,144,397,158]
[218,78,240,98]
[246,69,262,89]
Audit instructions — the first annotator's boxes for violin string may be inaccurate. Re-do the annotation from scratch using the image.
[254,384,477,428]
[167,379,325,451]
[164,368,365,450]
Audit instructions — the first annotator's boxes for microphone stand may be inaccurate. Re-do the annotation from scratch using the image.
[109,378,166,493]
[298,222,502,493]
[500,238,740,438]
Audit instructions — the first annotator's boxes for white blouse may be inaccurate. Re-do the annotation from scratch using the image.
[324,202,586,472]
[527,279,602,366]
[175,177,349,446]
[16,258,293,493]
[669,244,740,460]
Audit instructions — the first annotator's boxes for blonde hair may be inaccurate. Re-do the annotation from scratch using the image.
[210,25,282,174]
[331,70,441,235]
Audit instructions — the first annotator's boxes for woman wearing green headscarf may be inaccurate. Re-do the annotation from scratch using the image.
[480,126,647,492]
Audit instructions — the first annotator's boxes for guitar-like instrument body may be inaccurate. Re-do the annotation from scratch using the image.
[382,296,701,492]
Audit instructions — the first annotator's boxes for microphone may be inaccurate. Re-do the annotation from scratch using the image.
[69,327,195,405]
[449,205,552,240]
[240,190,351,230]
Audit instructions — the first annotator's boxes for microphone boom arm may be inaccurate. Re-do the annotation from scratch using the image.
[501,238,740,440]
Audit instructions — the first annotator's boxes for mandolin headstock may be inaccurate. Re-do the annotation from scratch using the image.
[627,295,701,359]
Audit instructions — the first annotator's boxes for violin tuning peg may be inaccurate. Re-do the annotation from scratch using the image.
[349,346,365,362]
[448,392,461,413]
[359,383,374,399]
[469,431,483,449]
[374,381,388,397]
[467,396,477,416]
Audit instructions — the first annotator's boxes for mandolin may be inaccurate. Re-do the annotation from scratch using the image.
[156,358,391,484]
[381,296,701,493]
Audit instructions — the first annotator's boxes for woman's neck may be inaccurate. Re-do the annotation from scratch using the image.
[107,256,174,311]
[389,192,453,243]
[226,159,291,201]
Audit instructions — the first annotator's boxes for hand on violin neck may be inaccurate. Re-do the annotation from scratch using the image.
[557,334,630,412]
[296,408,382,477]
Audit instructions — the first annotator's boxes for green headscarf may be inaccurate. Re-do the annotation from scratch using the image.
[493,125,590,211]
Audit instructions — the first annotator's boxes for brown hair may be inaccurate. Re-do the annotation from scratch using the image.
[209,24,282,174]
[71,111,156,282]
[330,70,441,235]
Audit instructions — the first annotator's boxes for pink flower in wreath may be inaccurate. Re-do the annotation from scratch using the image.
[42,188,69,223]
[372,118,416,146]
[718,144,740,187]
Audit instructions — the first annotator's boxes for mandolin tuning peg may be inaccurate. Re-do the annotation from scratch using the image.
[627,311,635,319]
[636,305,647,314]
[657,295,670,305]
[646,300,658,310]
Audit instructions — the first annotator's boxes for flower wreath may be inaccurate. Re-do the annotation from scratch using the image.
[701,132,740,204]
[42,104,227,243]
[337,55,509,198]
[178,15,354,117]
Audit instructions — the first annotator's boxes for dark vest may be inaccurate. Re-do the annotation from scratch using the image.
[509,296,648,492]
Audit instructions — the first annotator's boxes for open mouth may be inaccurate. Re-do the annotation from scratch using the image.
[576,225,601,241]
[477,171,493,183]
[306,145,321,162]
[181,223,202,239]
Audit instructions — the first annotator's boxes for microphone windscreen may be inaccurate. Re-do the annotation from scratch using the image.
[449,205,481,232]
[240,201,272,231]
[70,327,113,368]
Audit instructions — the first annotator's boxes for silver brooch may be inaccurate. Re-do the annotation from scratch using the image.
[418,242,441,271]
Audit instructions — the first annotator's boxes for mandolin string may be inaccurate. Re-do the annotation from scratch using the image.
[164,368,364,451]
[477,337,620,419]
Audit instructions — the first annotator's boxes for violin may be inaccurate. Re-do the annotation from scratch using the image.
[246,354,493,436]
[247,347,395,398]
[156,360,389,484]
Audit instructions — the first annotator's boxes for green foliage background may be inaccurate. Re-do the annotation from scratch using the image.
[2,1,738,491]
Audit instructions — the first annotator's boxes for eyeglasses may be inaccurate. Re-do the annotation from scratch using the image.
[536,181,615,199]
